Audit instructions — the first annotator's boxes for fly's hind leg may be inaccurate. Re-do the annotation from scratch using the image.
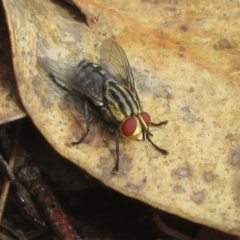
[71,100,91,145]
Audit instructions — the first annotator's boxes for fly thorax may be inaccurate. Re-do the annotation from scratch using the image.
[103,80,140,123]
[76,61,108,86]
[101,106,115,123]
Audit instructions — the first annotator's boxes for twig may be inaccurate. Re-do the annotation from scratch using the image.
[153,215,194,240]
[18,165,82,240]
[0,121,22,222]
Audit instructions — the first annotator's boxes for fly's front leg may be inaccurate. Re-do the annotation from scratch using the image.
[146,130,168,155]
[112,129,120,174]
[141,120,168,139]
[151,120,168,127]
[147,119,168,155]
[71,100,91,145]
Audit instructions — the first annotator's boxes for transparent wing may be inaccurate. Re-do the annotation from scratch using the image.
[37,57,105,106]
[100,39,141,107]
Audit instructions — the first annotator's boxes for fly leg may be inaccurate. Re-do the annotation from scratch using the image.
[71,100,91,145]
[146,131,168,155]
[151,120,168,126]
[146,120,168,155]
[112,130,120,174]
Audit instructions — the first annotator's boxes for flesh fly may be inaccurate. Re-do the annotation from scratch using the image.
[38,39,168,174]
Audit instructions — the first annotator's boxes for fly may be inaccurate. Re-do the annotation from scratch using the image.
[37,38,168,174]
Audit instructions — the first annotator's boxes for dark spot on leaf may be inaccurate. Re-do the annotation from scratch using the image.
[225,133,234,142]
[174,164,191,179]
[58,101,69,111]
[214,39,231,50]
[181,106,198,123]
[32,77,41,88]
[233,197,240,207]
[124,182,142,193]
[169,7,177,12]
[228,149,240,169]
[191,190,207,205]
[173,185,186,194]
[181,25,189,31]
[179,46,186,52]
[41,96,52,109]
[154,85,172,99]
[181,106,190,113]
[189,87,195,93]
[142,177,147,184]
[42,39,51,50]
[184,113,197,123]
[203,172,216,183]
[118,154,133,174]
[32,77,42,96]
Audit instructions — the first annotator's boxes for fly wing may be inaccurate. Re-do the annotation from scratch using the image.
[37,57,105,106]
[100,39,141,108]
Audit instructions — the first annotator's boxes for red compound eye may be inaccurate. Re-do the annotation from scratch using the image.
[141,112,151,126]
[121,117,137,137]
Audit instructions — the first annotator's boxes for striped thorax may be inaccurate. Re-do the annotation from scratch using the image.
[102,80,151,141]
[103,80,140,122]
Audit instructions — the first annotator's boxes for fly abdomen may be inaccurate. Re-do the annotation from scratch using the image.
[74,61,108,106]
[103,80,140,123]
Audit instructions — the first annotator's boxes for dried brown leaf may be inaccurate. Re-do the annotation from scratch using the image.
[3,0,240,236]
[0,4,26,124]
